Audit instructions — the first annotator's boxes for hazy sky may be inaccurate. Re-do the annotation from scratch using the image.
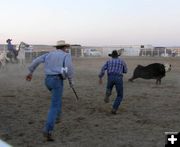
[0,0,180,46]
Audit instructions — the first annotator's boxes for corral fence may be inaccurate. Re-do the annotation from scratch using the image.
[25,45,83,62]
[25,51,49,62]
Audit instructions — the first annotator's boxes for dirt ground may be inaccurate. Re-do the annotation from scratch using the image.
[0,56,180,147]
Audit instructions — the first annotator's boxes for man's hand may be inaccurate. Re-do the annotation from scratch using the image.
[99,78,103,85]
[69,79,74,88]
[26,73,32,81]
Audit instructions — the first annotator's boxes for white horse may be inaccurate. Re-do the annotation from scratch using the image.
[16,41,33,66]
[0,49,10,69]
[2,42,30,67]
[16,42,26,66]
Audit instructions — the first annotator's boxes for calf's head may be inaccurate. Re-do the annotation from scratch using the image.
[164,63,171,72]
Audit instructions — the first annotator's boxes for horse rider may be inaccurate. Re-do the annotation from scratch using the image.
[6,39,18,59]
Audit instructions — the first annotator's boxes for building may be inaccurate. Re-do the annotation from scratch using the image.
[167,47,180,57]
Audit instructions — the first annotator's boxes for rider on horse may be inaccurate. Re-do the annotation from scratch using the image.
[6,39,18,60]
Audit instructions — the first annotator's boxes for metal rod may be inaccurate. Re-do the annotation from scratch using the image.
[71,87,79,100]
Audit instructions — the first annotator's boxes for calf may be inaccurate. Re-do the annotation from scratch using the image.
[129,63,171,84]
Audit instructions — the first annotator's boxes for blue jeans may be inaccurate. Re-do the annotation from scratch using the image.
[44,75,63,132]
[106,74,123,110]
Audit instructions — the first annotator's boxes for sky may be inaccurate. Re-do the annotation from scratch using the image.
[0,0,180,46]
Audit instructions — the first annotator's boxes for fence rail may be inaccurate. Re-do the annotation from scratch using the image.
[25,51,49,62]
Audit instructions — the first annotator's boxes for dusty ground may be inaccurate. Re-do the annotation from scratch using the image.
[0,56,180,147]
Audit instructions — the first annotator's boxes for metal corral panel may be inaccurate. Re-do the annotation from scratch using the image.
[123,48,141,56]
[25,51,49,61]
[70,45,82,57]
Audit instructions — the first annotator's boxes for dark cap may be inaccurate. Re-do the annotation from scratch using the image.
[6,39,12,43]
[108,50,120,58]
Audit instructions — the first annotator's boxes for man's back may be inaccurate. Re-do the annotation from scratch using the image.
[44,50,67,74]
[28,49,74,79]
[99,57,127,78]
[106,58,127,75]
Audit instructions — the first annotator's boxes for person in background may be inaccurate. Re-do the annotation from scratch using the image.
[99,50,127,114]
[6,39,17,59]
[26,40,74,141]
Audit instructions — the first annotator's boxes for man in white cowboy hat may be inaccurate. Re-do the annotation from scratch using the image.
[99,50,127,114]
[26,40,74,141]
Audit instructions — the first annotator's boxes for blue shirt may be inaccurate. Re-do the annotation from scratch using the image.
[99,58,127,78]
[7,42,14,51]
[28,50,74,79]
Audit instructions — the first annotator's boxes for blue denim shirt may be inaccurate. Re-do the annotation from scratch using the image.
[28,50,74,79]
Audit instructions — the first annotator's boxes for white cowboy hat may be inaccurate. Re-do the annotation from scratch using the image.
[53,40,70,47]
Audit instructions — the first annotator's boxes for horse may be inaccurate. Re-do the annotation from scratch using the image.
[0,50,10,69]
[16,42,28,66]
[6,41,29,64]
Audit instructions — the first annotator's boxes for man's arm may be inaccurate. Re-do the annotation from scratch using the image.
[99,61,108,79]
[26,53,48,81]
[28,53,48,74]
[98,61,108,85]
[65,54,74,87]
[122,60,128,74]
